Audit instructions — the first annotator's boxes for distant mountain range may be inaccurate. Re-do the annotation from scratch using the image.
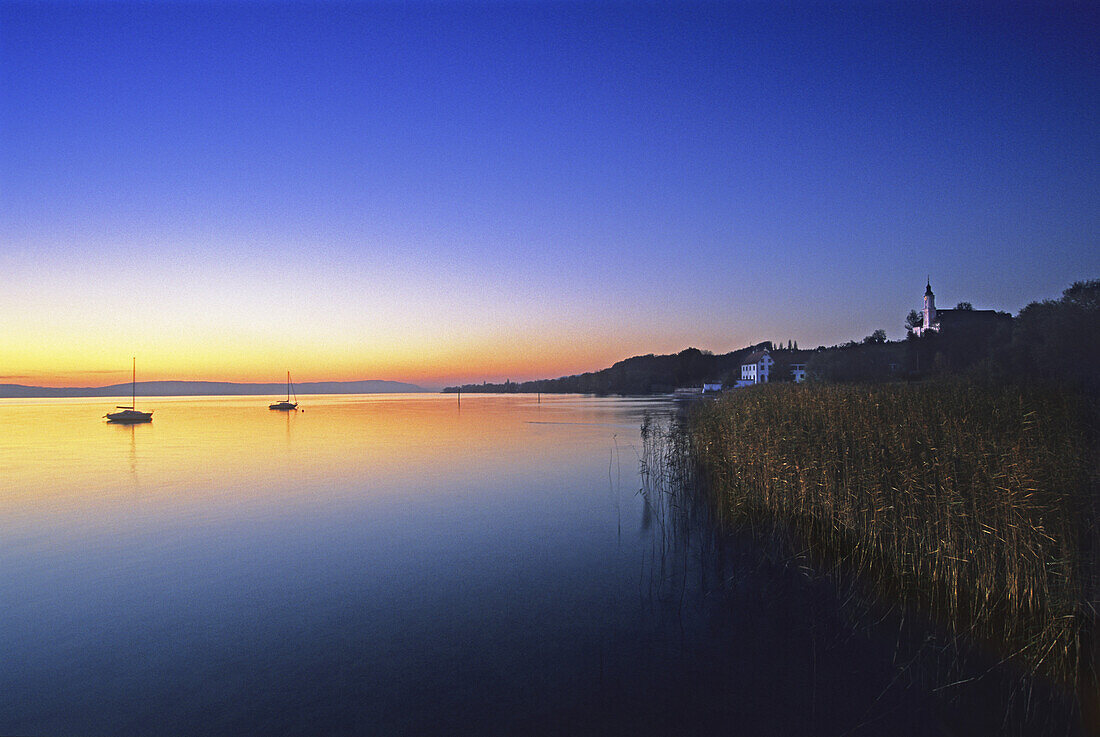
[0,380,427,399]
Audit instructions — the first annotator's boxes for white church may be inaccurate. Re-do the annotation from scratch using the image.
[912,279,940,336]
[911,280,1008,337]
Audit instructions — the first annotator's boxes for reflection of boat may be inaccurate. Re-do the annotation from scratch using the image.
[269,371,298,410]
[106,358,153,423]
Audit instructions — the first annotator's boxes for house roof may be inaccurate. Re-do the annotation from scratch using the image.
[935,308,1007,319]
[742,350,770,366]
[930,309,1012,329]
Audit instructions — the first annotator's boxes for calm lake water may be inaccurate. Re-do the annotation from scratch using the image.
[0,394,1081,736]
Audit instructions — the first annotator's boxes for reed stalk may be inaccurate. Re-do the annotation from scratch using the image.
[687,379,1097,695]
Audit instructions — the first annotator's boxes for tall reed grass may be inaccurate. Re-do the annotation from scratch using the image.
[688,380,1097,697]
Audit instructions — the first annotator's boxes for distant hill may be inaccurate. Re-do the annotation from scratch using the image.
[0,380,426,399]
[443,344,772,395]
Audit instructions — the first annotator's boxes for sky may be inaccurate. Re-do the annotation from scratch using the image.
[2,1,1098,388]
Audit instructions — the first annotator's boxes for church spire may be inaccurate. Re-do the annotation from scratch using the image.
[922,278,937,334]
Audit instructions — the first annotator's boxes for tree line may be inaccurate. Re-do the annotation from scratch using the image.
[444,279,1100,395]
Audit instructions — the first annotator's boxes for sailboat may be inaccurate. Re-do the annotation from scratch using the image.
[105,358,153,423]
[269,371,298,410]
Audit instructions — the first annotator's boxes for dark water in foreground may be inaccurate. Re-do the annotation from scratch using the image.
[0,394,1085,735]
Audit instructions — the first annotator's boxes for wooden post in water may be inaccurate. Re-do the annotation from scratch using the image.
[537,392,540,404]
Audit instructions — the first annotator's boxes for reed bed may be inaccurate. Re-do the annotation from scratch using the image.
[688,380,1097,691]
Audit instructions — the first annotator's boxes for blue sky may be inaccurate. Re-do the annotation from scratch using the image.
[2,1,1098,386]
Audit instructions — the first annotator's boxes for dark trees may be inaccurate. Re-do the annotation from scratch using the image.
[1012,279,1100,388]
[906,310,923,334]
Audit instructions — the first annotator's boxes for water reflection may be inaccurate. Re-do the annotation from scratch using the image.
[0,395,1086,736]
[109,420,139,478]
[0,395,663,734]
[638,411,1091,737]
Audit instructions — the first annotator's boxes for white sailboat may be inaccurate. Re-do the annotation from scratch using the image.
[105,358,153,423]
[269,371,298,410]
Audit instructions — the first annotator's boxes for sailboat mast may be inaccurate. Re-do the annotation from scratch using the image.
[132,357,136,407]
[287,371,291,402]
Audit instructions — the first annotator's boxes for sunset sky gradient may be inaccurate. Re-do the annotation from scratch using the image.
[2,2,1097,388]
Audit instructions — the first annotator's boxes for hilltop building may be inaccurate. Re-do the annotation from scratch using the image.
[913,280,1012,337]
[913,280,939,336]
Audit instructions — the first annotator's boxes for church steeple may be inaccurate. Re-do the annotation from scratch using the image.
[922,278,936,332]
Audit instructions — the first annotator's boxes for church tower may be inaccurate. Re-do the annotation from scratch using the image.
[922,279,937,333]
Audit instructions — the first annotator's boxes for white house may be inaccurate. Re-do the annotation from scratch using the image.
[791,362,807,383]
[740,349,773,385]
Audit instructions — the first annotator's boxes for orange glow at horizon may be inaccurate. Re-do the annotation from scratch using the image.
[0,240,756,389]
[0,330,681,389]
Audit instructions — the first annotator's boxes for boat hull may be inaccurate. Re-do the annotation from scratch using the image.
[106,410,153,423]
[269,402,298,411]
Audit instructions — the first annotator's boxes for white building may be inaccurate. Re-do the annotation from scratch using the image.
[911,280,1008,338]
[702,383,723,394]
[740,349,773,385]
[791,362,807,383]
[913,279,939,336]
